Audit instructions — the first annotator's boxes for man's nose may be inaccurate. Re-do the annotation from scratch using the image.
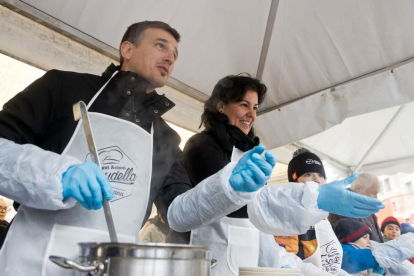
[164,50,175,65]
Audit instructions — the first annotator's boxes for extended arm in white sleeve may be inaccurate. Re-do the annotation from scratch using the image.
[385,261,414,275]
[371,233,414,268]
[167,161,259,232]
[247,182,328,236]
[0,138,81,210]
[258,232,332,276]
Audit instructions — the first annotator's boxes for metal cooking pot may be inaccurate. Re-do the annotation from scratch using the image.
[49,242,211,276]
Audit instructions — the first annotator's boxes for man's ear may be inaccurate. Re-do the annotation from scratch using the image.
[120,41,133,62]
[216,102,224,113]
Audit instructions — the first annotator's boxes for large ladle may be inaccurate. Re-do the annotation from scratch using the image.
[73,101,118,242]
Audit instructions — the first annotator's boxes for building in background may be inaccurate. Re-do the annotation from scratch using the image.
[377,172,414,226]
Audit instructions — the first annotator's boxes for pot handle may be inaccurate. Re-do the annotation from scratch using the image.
[49,255,104,273]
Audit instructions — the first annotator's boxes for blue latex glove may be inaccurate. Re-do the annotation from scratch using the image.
[62,161,114,210]
[229,145,276,192]
[317,173,384,217]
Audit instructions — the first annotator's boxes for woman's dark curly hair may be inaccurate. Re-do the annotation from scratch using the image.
[200,73,267,138]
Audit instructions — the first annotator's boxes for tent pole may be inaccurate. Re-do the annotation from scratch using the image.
[256,0,280,79]
[353,105,407,173]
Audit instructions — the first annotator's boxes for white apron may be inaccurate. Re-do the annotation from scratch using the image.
[303,220,343,275]
[190,147,260,276]
[0,72,153,276]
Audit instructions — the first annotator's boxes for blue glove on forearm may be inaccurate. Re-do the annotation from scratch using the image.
[317,174,384,217]
[229,145,276,192]
[62,161,114,210]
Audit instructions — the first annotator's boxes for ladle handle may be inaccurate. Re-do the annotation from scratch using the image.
[73,101,118,242]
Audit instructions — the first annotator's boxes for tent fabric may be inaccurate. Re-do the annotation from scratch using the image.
[256,60,414,148]
[261,0,414,110]
[299,102,414,176]
[1,0,414,176]
[21,0,271,96]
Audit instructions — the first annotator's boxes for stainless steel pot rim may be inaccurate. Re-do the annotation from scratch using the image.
[78,242,209,250]
[77,242,211,260]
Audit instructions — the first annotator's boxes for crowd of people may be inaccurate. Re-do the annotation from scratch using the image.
[0,20,413,276]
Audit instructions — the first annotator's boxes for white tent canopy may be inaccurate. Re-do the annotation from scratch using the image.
[1,0,414,177]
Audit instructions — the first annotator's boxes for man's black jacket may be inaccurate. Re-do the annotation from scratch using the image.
[0,64,192,242]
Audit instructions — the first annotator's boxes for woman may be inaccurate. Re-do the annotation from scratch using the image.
[184,74,264,200]
[183,74,330,276]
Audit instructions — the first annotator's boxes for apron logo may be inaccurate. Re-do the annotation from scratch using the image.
[99,148,137,184]
[320,240,341,274]
[86,146,137,201]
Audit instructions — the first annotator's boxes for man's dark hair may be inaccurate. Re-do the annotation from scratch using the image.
[200,73,267,139]
[119,21,181,66]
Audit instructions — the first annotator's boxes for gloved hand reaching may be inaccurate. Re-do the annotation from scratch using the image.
[317,174,384,217]
[230,145,276,192]
[61,161,114,210]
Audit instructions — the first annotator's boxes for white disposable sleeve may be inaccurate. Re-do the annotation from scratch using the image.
[385,260,414,275]
[371,233,414,268]
[247,182,328,236]
[258,232,332,276]
[0,138,81,210]
[167,161,259,232]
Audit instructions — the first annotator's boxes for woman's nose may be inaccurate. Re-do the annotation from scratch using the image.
[248,109,256,119]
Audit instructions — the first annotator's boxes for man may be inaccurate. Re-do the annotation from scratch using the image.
[0,21,275,275]
[328,173,384,243]
[0,199,9,239]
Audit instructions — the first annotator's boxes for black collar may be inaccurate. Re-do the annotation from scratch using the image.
[90,64,176,130]
[100,64,175,118]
